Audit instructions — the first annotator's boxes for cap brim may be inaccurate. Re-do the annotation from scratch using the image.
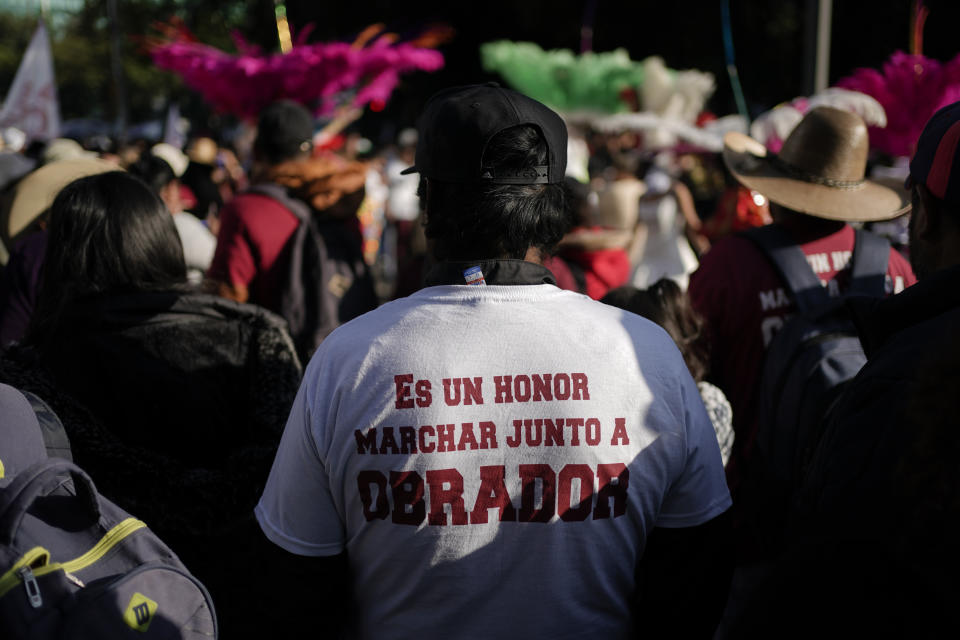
[722,131,910,222]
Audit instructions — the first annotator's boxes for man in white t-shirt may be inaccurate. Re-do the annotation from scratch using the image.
[255,83,733,639]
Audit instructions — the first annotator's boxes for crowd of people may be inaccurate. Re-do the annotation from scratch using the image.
[0,80,957,638]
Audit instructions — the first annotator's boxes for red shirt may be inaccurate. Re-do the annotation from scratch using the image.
[688,223,916,490]
[207,192,299,313]
[544,247,630,300]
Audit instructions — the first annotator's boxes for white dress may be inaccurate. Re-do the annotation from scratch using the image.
[631,188,699,291]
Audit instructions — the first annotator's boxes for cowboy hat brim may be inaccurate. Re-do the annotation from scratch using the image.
[5,158,120,242]
[722,131,910,222]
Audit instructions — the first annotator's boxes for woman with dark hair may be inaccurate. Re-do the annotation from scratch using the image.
[602,278,733,466]
[1,171,302,637]
[29,171,187,345]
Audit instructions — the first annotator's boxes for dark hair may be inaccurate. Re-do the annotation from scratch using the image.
[601,279,709,381]
[422,125,571,261]
[564,175,591,226]
[910,182,960,280]
[29,171,187,345]
[611,151,640,177]
[254,100,315,165]
[127,153,176,196]
[181,161,223,219]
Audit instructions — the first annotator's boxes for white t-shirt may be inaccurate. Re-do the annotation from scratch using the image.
[256,282,730,639]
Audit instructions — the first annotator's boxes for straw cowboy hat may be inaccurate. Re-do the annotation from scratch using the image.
[151,142,189,177]
[4,157,119,243]
[722,106,909,222]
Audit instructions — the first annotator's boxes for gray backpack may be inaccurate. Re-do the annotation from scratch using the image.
[0,459,217,639]
[248,183,379,363]
[742,225,889,552]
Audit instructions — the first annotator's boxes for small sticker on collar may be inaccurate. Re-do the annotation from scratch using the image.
[463,266,486,286]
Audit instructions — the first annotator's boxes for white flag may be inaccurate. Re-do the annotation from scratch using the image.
[0,22,60,143]
[162,102,185,149]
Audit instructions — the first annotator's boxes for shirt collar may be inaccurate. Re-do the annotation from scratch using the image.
[424,259,557,287]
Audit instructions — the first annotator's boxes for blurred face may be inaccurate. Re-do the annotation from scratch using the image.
[160,179,183,215]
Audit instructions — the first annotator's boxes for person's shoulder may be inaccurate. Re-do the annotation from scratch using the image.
[309,294,418,348]
[172,211,215,237]
[164,291,290,330]
[885,244,916,281]
[690,231,765,293]
[697,379,730,404]
[298,295,427,383]
[322,286,666,351]
[696,232,761,269]
[591,296,687,355]
[224,187,297,217]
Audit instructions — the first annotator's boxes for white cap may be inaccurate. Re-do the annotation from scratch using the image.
[151,142,189,177]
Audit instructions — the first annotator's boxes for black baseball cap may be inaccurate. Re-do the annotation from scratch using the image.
[908,100,960,207]
[255,100,315,163]
[402,83,567,184]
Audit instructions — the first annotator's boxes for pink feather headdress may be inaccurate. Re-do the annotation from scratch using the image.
[147,21,447,120]
[835,51,960,158]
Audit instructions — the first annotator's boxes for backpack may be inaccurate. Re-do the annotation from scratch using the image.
[20,390,72,463]
[249,184,379,362]
[742,225,890,546]
[0,458,218,639]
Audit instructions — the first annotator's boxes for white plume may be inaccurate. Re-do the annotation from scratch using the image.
[807,88,887,127]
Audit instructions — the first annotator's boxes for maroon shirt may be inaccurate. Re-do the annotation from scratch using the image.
[688,223,916,491]
[207,191,299,313]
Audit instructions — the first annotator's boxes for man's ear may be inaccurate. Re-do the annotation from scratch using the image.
[418,177,431,221]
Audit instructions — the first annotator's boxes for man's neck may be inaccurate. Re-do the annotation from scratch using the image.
[774,208,846,243]
[522,247,544,265]
[423,258,557,287]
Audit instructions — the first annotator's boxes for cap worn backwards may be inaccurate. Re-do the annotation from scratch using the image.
[909,100,960,207]
[255,100,315,162]
[402,82,567,185]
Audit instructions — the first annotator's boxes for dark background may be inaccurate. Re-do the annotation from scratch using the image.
[281,0,960,135]
[4,0,960,144]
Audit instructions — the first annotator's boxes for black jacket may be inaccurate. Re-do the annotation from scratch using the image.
[0,291,303,638]
[800,263,960,521]
[732,266,960,638]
